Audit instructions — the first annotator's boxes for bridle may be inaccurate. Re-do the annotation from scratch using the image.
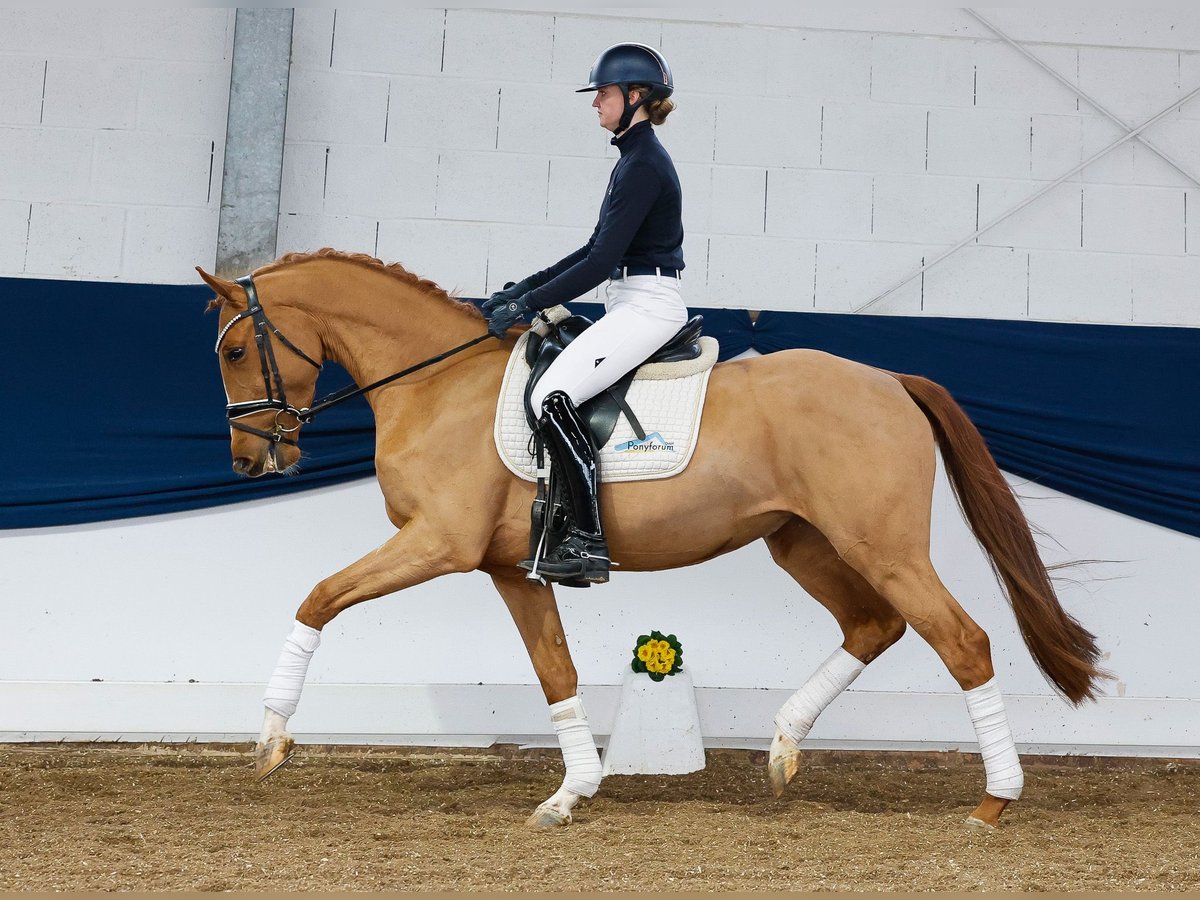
[214,273,495,449]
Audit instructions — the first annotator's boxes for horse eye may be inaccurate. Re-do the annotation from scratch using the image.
[225,346,246,363]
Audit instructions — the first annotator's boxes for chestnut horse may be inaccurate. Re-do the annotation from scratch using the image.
[198,249,1103,829]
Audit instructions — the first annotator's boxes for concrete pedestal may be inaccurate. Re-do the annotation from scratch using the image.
[601,668,706,776]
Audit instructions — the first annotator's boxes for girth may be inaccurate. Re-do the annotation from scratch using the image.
[522,313,705,447]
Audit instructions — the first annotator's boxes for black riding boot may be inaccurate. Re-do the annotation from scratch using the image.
[519,391,610,585]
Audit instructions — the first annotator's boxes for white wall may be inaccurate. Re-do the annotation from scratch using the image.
[0,9,232,283]
[277,8,1200,325]
[2,9,1197,754]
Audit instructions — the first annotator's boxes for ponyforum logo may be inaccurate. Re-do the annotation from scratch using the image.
[615,431,676,453]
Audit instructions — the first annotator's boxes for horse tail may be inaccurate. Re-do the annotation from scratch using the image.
[892,372,1106,705]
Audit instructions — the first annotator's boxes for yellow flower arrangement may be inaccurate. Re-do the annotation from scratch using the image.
[630,631,683,681]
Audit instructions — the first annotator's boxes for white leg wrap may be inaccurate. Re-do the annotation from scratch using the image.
[773,647,866,745]
[263,620,321,718]
[550,695,603,798]
[964,677,1024,800]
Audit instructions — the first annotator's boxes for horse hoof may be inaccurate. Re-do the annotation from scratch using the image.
[767,729,802,799]
[965,794,1011,829]
[254,735,295,782]
[525,804,572,829]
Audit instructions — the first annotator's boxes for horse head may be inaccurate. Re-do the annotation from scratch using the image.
[198,266,324,478]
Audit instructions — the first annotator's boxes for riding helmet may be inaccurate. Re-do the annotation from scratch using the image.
[576,42,674,102]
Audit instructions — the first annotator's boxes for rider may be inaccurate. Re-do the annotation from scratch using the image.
[484,42,687,587]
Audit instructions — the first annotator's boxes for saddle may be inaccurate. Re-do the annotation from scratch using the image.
[522,312,705,446]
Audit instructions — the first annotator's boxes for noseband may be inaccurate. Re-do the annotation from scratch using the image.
[214,272,496,450]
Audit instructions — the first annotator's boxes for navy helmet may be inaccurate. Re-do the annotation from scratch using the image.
[577,43,673,134]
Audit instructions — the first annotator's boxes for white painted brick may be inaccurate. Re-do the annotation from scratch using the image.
[122,206,219,284]
[386,75,499,152]
[1030,114,1081,181]
[1129,115,1200,188]
[1083,184,1185,255]
[375,218,490,297]
[813,240,926,314]
[972,40,1080,115]
[922,244,1028,319]
[499,83,608,157]
[1180,52,1200,119]
[870,35,975,108]
[764,29,872,103]
[546,155,612,228]
[42,59,138,130]
[707,234,815,311]
[872,174,977,244]
[332,9,445,76]
[284,68,390,145]
[92,132,214,206]
[679,232,707,303]
[765,169,873,241]
[0,10,104,56]
[291,9,335,68]
[323,145,439,220]
[1080,116,1135,184]
[1078,46,1182,121]
[436,151,548,225]
[977,179,1081,251]
[137,61,230,137]
[1131,142,1196,189]
[927,108,1031,179]
[820,103,927,174]
[0,128,92,201]
[709,166,766,235]
[973,10,1200,52]
[279,144,327,217]
[655,95,716,165]
[0,200,29,274]
[275,213,378,258]
[0,56,44,125]
[24,203,124,279]
[674,162,711,235]
[551,16,662,85]
[486,223,598,298]
[714,96,820,168]
[1027,251,1131,323]
[442,10,553,83]
[1189,189,1200,256]
[1131,255,1200,326]
[98,9,231,63]
[660,21,771,97]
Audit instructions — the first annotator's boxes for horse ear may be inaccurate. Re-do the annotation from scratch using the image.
[196,266,246,308]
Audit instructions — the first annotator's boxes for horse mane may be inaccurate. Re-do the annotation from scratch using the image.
[206,248,485,320]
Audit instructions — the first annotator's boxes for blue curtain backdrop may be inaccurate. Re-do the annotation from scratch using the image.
[2,276,1197,536]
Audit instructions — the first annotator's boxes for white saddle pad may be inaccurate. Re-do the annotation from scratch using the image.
[493,309,719,483]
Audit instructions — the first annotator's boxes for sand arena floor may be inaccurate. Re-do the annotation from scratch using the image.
[1,743,1197,891]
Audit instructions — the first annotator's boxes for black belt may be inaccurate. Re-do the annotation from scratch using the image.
[610,265,680,280]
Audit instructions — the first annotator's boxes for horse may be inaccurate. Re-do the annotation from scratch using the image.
[197,248,1105,830]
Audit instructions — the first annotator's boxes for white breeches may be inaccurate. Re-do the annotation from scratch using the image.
[528,275,688,413]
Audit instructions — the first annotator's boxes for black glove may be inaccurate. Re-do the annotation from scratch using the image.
[486,295,533,337]
[483,279,535,316]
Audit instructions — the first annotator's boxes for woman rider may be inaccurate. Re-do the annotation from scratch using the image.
[484,42,686,587]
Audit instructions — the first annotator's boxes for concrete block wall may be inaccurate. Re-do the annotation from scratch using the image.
[0,9,233,283]
[279,9,1200,326]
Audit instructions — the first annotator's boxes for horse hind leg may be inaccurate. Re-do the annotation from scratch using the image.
[764,520,908,798]
[837,540,1023,828]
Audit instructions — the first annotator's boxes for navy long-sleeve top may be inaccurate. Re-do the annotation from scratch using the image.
[523,120,685,311]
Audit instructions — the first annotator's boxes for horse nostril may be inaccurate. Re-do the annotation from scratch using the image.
[232,457,253,475]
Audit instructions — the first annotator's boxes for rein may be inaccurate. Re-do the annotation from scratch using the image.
[215,273,495,445]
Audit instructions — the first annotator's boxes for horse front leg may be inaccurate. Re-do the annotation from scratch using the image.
[490,571,602,829]
[255,521,476,781]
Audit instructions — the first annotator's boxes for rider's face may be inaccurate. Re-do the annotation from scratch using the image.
[593,84,639,132]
